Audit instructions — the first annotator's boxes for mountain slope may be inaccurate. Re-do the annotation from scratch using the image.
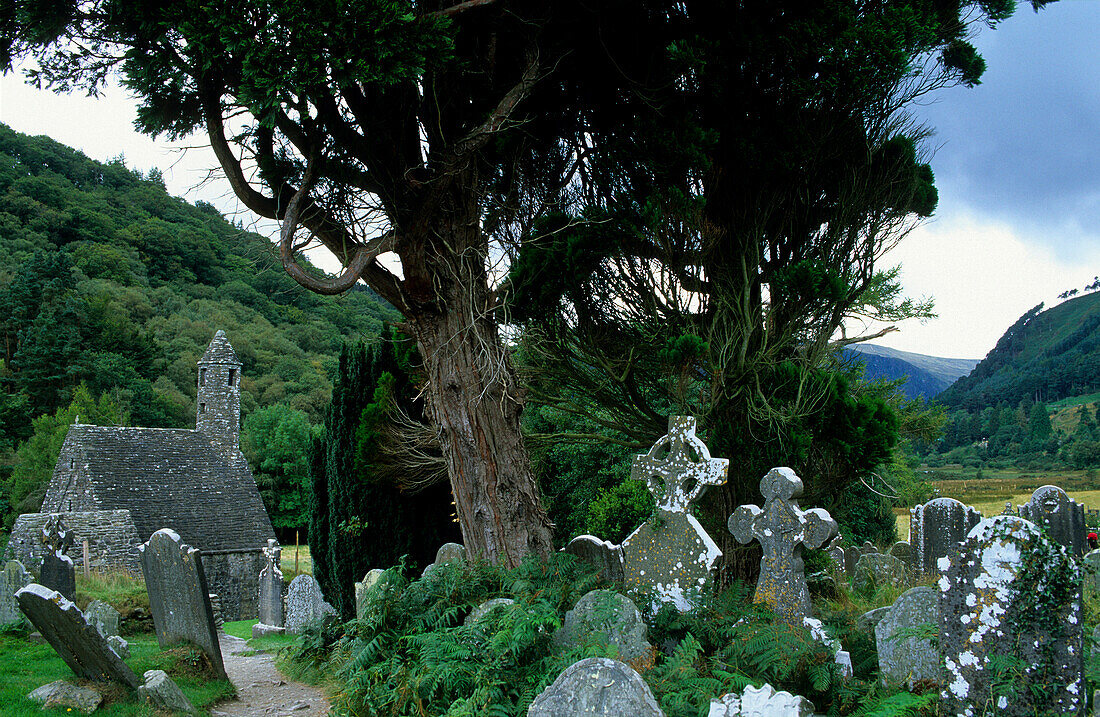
[937,292,1100,411]
[847,344,978,400]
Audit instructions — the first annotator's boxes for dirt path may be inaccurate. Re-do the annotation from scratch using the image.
[211,633,330,717]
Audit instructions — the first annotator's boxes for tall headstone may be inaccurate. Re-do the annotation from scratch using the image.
[729,467,837,623]
[257,539,284,628]
[0,559,31,626]
[622,416,729,610]
[563,535,625,584]
[39,516,76,601]
[874,586,939,688]
[939,516,1082,716]
[15,584,140,690]
[139,528,226,680]
[284,574,335,633]
[1017,484,1087,556]
[909,497,982,575]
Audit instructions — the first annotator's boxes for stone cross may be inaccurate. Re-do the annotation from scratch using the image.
[257,540,285,629]
[729,467,837,623]
[621,416,728,610]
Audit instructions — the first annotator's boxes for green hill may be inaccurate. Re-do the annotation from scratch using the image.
[0,123,398,527]
[937,292,1100,411]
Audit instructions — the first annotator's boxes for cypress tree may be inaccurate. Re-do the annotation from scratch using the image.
[309,328,460,618]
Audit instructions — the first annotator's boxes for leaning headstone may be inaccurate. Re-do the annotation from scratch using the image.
[856,606,890,636]
[563,535,625,584]
[284,574,335,634]
[139,528,226,680]
[851,553,908,595]
[15,584,140,690]
[708,684,814,717]
[826,544,846,575]
[39,517,76,601]
[622,416,729,610]
[354,568,383,621]
[528,657,664,717]
[138,669,197,715]
[909,497,982,575]
[875,586,940,688]
[1018,484,1087,556]
[553,590,651,663]
[729,467,837,623]
[84,600,121,639]
[0,559,31,625]
[939,515,1083,716]
[28,680,103,714]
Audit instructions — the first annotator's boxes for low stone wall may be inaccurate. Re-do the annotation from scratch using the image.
[3,511,142,575]
[201,549,266,622]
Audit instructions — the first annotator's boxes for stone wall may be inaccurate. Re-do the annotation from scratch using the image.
[201,549,266,621]
[4,511,142,575]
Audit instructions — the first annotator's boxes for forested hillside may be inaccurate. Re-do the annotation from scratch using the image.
[0,124,397,529]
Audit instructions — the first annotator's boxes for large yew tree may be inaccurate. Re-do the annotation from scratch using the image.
[1,0,622,565]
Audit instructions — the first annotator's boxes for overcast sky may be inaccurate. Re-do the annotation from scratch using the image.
[0,2,1097,359]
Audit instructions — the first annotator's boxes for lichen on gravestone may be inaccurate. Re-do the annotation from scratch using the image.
[622,416,728,611]
[562,535,624,584]
[874,586,939,689]
[728,467,837,623]
[552,589,651,662]
[1017,484,1087,556]
[284,574,336,633]
[909,497,982,575]
[0,559,31,626]
[528,657,665,717]
[39,516,76,601]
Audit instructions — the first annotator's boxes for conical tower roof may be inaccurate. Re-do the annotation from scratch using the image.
[199,330,240,365]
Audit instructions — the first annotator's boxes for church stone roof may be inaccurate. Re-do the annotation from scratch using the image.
[60,424,274,551]
[199,330,240,365]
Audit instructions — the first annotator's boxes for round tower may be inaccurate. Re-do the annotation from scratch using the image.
[197,330,242,452]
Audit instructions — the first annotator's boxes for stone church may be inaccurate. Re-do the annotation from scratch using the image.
[3,331,277,620]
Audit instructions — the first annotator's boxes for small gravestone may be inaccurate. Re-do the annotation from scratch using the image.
[422,542,467,579]
[465,597,515,626]
[860,541,879,555]
[15,584,140,690]
[1084,549,1100,592]
[729,467,837,623]
[1,559,31,625]
[909,497,982,575]
[354,568,384,620]
[39,517,76,601]
[138,669,197,714]
[28,680,103,714]
[939,515,1082,716]
[851,553,908,595]
[528,657,664,717]
[1018,484,1087,556]
[553,589,651,663]
[875,586,939,688]
[139,528,226,680]
[708,684,814,717]
[85,600,120,639]
[622,416,729,610]
[857,606,890,636]
[826,544,846,575]
[285,574,335,634]
[108,634,130,659]
[888,541,915,575]
[563,535,624,584]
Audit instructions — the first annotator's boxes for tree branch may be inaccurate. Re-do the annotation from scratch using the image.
[430,0,500,19]
[829,325,899,349]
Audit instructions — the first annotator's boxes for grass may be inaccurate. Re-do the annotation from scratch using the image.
[280,544,312,579]
[223,619,300,654]
[0,628,233,716]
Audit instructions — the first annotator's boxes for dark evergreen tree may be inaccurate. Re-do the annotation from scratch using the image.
[309,328,459,618]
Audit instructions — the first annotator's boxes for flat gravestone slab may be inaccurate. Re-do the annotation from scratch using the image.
[528,657,664,716]
[729,468,837,623]
[563,535,624,584]
[1,559,31,625]
[139,529,226,680]
[15,584,140,690]
[285,574,335,633]
[875,586,940,688]
[1018,484,1086,556]
[939,516,1082,716]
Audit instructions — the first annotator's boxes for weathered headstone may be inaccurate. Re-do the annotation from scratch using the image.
[826,544,846,575]
[15,583,140,690]
[528,657,665,717]
[39,517,76,601]
[622,416,729,610]
[1084,549,1100,592]
[887,540,915,575]
[354,568,383,621]
[851,553,908,596]
[875,586,939,688]
[860,541,879,555]
[257,539,285,628]
[563,535,625,584]
[138,669,197,714]
[708,684,814,717]
[464,597,515,627]
[28,681,103,714]
[1017,484,1087,556]
[284,574,335,634]
[422,542,468,579]
[939,515,1083,716]
[0,559,31,625]
[139,528,226,680]
[553,589,651,662]
[729,467,837,623]
[84,599,120,639]
[909,497,982,575]
[856,606,890,637]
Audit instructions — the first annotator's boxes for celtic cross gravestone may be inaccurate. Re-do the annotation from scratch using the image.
[622,416,729,610]
[729,467,837,623]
